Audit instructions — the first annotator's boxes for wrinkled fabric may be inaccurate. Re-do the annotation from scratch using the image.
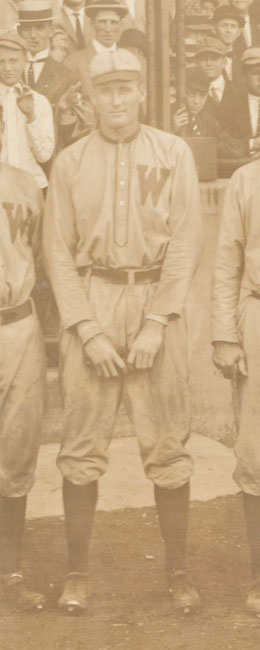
[57,275,193,489]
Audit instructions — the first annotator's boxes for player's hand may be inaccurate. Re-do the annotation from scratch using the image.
[212,342,248,379]
[127,321,164,371]
[83,334,127,378]
[172,108,189,133]
[16,86,35,122]
[58,81,83,112]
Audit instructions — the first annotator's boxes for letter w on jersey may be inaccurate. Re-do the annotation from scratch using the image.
[2,202,32,243]
[138,165,170,207]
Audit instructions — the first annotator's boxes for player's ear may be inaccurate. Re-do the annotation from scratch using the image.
[138,79,146,103]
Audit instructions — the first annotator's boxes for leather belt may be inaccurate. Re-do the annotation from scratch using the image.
[0,299,32,326]
[251,291,260,300]
[78,266,161,285]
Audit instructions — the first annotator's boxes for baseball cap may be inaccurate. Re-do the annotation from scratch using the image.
[186,66,210,93]
[90,49,141,84]
[213,6,245,28]
[0,30,27,51]
[242,47,260,68]
[18,0,52,23]
[85,0,128,19]
[195,37,227,58]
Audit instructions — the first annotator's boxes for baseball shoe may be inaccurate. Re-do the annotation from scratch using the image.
[246,577,260,616]
[167,569,202,614]
[2,573,45,611]
[58,572,90,614]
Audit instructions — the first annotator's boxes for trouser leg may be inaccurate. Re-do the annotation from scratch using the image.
[62,478,98,574]
[243,492,260,579]
[154,482,190,572]
[0,495,27,574]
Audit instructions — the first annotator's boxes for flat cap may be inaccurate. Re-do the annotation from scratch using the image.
[185,14,214,31]
[213,6,245,28]
[118,29,147,56]
[85,0,128,19]
[90,48,141,84]
[18,0,52,23]
[186,66,210,92]
[195,36,227,58]
[0,30,27,51]
[242,47,260,67]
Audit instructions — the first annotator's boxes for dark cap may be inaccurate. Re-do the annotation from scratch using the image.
[195,36,227,58]
[118,29,147,56]
[85,0,128,19]
[213,6,245,28]
[186,66,210,92]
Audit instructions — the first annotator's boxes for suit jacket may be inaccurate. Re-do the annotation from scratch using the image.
[56,9,91,54]
[31,56,74,108]
[205,78,234,123]
[218,83,254,152]
[236,10,260,50]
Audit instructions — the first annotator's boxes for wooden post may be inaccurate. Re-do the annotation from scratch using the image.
[146,0,171,131]
[175,0,186,109]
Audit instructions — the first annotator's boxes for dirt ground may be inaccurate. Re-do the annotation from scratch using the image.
[1,495,260,650]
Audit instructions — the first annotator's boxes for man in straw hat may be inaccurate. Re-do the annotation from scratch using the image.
[17,0,73,108]
[44,48,203,615]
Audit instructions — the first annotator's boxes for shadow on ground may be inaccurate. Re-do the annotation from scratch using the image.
[1,495,260,650]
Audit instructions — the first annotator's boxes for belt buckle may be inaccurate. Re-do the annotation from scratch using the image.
[127,270,135,288]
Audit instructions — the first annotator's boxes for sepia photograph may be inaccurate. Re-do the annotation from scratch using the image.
[1,0,260,648]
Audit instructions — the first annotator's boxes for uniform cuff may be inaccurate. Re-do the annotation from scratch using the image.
[76,320,103,345]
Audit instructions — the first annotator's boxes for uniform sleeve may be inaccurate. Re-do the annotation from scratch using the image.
[149,140,203,317]
[26,93,55,163]
[43,151,101,332]
[211,170,246,343]
[28,181,44,282]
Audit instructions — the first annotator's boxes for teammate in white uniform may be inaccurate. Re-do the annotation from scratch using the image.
[44,50,203,614]
[0,105,46,611]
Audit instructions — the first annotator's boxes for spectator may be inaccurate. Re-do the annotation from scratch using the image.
[201,0,219,21]
[194,37,232,120]
[57,0,92,54]
[0,31,54,189]
[171,14,214,70]
[213,5,245,80]
[50,28,70,63]
[171,66,244,157]
[219,47,260,157]
[118,27,146,61]
[230,0,260,47]
[17,1,73,109]
[64,0,129,98]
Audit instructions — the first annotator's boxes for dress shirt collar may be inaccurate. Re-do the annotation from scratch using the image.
[63,5,85,19]
[0,81,23,95]
[27,48,49,62]
[93,38,117,53]
[210,75,225,91]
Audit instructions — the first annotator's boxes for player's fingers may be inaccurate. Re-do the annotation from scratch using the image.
[113,352,127,374]
[105,360,119,378]
[140,353,150,370]
[135,351,144,370]
[127,347,136,369]
[147,354,155,369]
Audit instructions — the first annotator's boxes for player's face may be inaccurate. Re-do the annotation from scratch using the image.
[198,53,225,79]
[0,48,25,86]
[201,2,216,20]
[93,79,144,132]
[186,89,208,115]
[216,19,241,46]
[93,11,121,47]
[19,22,52,54]
[231,0,252,13]
[246,66,260,96]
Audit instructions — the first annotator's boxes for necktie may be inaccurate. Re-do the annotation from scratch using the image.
[27,57,48,88]
[73,12,85,50]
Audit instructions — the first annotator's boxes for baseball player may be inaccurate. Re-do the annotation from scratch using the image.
[44,49,203,615]
[0,104,46,611]
[212,158,260,615]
